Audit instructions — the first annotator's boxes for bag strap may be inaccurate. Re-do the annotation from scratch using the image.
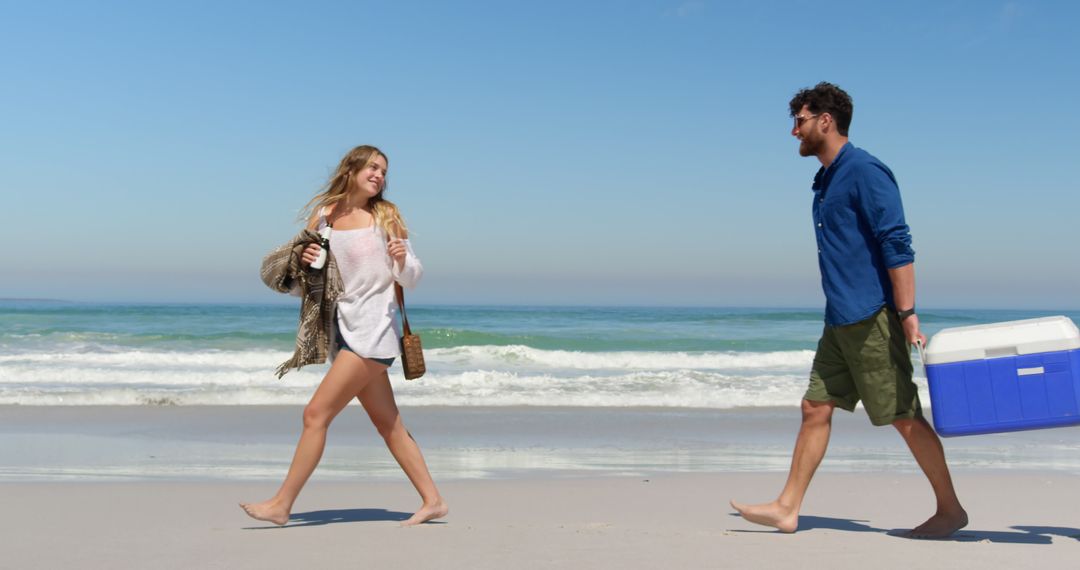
[387,228,413,336]
[394,282,412,336]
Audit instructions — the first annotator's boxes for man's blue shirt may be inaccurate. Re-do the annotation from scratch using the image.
[812,142,914,326]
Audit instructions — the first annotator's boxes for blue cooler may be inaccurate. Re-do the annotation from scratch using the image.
[924,316,1080,437]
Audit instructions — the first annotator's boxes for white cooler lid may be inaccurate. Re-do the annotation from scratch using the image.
[925,315,1080,365]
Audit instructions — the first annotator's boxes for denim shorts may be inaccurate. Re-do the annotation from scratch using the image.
[335,330,395,367]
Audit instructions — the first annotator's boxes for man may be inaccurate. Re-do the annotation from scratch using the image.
[730,82,967,539]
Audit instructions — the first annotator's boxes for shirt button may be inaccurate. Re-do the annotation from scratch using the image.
[817,223,822,227]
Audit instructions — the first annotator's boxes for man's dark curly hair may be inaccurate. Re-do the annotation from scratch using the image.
[789,82,853,136]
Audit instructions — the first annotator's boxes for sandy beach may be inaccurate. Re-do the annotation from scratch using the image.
[1,405,1079,568]
[2,473,1079,569]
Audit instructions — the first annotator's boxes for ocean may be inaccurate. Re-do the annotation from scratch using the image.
[4,300,1080,481]
[3,300,1078,408]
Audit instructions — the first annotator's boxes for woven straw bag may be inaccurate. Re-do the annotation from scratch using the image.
[394,283,426,380]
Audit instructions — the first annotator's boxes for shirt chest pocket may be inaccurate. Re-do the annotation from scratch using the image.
[818,191,859,234]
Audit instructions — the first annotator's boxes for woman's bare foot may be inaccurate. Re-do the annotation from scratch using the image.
[401,499,449,527]
[730,500,798,533]
[907,508,968,539]
[239,500,291,526]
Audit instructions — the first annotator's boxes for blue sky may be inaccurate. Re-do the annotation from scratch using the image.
[2,0,1078,308]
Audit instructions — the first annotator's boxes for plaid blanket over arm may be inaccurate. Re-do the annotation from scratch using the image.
[259,230,344,378]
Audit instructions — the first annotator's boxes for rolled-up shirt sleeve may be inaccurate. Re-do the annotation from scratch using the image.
[392,239,423,289]
[857,164,914,269]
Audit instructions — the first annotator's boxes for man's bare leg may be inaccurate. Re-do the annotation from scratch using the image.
[731,399,836,533]
[893,416,968,538]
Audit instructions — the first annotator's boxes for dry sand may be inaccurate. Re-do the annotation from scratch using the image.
[2,471,1078,569]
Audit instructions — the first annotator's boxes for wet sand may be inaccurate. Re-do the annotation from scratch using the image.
[2,405,1079,568]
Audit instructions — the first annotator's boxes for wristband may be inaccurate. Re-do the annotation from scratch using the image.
[897,307,916,322]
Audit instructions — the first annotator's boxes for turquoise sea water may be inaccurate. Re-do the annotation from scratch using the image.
[4,301,1080,480]
[1,300,1078,407]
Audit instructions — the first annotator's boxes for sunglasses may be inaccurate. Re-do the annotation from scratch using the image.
[793,114,819,128]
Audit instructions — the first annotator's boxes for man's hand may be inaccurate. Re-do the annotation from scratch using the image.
[902,313,927,347]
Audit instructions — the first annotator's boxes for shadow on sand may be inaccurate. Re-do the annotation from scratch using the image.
[245,507,446,529]
[730,514,1080,544]
[726,514,885,535]
[889,524,1080,544]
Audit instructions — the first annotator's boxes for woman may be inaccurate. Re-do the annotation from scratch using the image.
[242,145,447,527]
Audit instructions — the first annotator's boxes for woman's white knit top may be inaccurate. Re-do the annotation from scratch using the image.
[318,211,422,359]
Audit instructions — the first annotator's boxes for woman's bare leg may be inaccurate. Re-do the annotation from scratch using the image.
[358,368,448,526]
[240,352,379,525]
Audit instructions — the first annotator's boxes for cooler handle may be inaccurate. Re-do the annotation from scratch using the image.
[915,338,928,376]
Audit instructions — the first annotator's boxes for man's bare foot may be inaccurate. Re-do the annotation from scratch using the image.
[401,499,449,527]
[239,500,290,526]
[730,500,798,533]
[907,508,968,539]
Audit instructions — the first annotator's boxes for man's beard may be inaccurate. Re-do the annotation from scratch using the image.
[799,136,823,157]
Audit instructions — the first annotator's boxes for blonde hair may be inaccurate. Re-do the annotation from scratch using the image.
[301,145,408,238]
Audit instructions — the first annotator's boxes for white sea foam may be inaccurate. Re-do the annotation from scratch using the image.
[0,370,814,408]
[429,345,816,371]
[0,345,934,408]
[0,349,289,371]
[0,345,816,372]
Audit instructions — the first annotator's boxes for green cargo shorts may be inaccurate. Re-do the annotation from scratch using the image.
[805,307,922,426]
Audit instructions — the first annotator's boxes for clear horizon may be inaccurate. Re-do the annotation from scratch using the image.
[4,296,1079,313]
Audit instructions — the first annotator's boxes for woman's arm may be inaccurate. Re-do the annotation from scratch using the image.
[387,224,423,289]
